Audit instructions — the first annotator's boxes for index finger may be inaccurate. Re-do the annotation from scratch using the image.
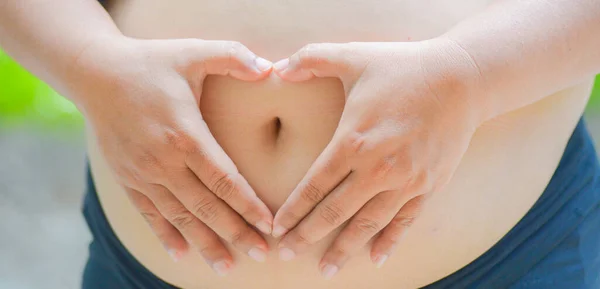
[176,39,273,81]
[186,120,274,235]
[273,43,352,80]
[273,42,364,85]
[272,134,353,238]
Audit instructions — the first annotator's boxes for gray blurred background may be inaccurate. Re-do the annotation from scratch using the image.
[2,49,600,289]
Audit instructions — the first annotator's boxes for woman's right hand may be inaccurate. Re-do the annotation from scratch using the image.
[67,37,274,276]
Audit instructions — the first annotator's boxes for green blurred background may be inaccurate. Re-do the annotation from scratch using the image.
[1,48,600,129]
[0,49,84,130]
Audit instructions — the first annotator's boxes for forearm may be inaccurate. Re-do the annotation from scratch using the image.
[440,0,600,123]
[0,0,122,99]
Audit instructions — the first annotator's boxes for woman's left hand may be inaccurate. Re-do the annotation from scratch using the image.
[271,39,486,278]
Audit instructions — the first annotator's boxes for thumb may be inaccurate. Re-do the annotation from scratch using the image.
[181,40,272,81]
[273,43,358,82]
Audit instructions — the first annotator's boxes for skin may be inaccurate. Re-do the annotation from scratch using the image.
[0,0,276,276]
[1,0,599,281]
[272,0,600,279]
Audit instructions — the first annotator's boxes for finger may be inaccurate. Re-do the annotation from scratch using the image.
[279,142,416,262]
[161,169,269,262]
[182,40,272,81]
[129,186,235,276]
[319,190,407,279]
[125,187,189,262]
[272,134,353,238]
[370,195,427,268]
[272,128,397,238]
[277,171,376,261]
[186,121,274,235]
[273,43,357,82]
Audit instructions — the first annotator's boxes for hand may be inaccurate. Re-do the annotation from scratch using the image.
[70,37,275,276]
[271,40,484,278]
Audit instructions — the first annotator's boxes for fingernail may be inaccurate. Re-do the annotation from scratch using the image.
[248,247,267,262]
[255,57,272,71]
[167,249,182,262]
[256,221,272,235]
[272,225,287,238]
[321,264,339,280]
[212,260,232,277]
[273,58,290,72]
[279,247,296,261]
[374,254,388,268]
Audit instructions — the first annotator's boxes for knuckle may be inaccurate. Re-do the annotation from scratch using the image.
[226,41,246,62]
[279,210,302,227]
[344,131,366,156]
[133,151,162,173]
[189,197,220,224]
[210,172,238,201]
[162,203,188,218]
[168,211,197,229]
[318,202,345,226]
[372,155,397,179]
[139,210,162,224]
[294,229,313,246]
[229,226,253,247]
[228,41,245,53]
[405,195,427,214]
[298,43,316,58]
[353,217,382,235]
[298,43,323,65]
[393,214,417,229]
[163,129,199,154]
[198,242,222,260]
[300,181,326,204]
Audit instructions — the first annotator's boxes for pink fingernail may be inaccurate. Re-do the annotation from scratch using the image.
[273,58,290,72]
[321,264,339,280]
[255,57,272,71]
[272,225,287,238]
[374,254,389,268]
[167,249,182,262]
[256,221,272,235]
[248,247,267,262]
[279,247,296,261]
[212,260,232,276]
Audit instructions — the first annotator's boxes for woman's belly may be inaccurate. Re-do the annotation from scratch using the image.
[87,1,595,288]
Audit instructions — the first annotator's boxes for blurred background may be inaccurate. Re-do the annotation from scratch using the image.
[1,47,600,289]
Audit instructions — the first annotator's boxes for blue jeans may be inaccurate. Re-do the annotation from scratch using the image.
[81,118,600,289]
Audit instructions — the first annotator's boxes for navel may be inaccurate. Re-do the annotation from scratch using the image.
[273,116,282,139]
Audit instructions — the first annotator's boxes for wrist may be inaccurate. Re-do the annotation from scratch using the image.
[419,36,492,129]
[61,33,135,110]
